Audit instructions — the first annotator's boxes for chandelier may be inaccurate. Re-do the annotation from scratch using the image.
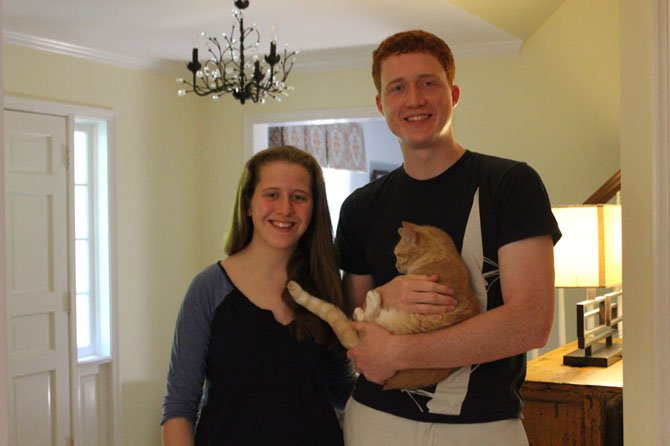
[177,0,297,105]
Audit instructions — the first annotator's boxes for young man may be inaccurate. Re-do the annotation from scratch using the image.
[335,30,561,445]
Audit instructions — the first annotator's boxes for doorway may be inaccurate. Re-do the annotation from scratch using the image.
[3,97,118,446]
[244,107,401,229]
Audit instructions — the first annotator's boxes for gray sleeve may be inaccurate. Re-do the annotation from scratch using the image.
[161,263,232,425]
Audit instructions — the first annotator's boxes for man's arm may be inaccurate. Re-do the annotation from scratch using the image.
[342,272,375,316]
[347,235,555,383]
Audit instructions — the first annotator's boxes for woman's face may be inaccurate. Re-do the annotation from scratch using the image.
[247,161,313,252]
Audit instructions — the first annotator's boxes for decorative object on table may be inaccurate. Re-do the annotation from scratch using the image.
[177,0,297,105]
[552,204,623,367]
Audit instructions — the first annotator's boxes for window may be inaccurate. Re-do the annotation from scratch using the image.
[74,119,111,361]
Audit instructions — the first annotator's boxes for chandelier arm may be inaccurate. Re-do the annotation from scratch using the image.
[237,13,249,101]
[280,49,296,81]
[222,26,240,77]
[191,62,210,96]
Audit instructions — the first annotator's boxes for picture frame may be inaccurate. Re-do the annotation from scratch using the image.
[369,162,398,182]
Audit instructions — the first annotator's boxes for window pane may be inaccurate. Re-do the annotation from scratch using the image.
[75,119,111,361]
[74,131,88,184]
[75,240,90,294]
[76,293,92,349]
[74,185,89,239]
[323,167,352,231]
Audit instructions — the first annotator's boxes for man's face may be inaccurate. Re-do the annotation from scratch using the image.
[376,52,460,150]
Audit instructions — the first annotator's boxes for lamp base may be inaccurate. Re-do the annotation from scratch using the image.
[563,341,623,367]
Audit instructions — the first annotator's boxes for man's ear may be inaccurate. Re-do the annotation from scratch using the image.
[451,85,461,107]
[375,95,383,114]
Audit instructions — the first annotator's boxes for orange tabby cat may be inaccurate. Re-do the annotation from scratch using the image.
[287,221,480,390]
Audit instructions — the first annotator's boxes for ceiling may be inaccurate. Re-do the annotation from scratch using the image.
[2,0,565,72]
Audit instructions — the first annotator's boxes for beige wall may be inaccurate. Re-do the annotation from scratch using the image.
[2,0,633,444]
[620,0,655,443]
[456,0,619,204]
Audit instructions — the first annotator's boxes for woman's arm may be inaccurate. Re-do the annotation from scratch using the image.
[162,265,227,440]
[162,417,195,446]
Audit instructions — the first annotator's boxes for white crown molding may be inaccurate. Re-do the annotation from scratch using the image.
[3,31,179,72]
[4,30,521,75]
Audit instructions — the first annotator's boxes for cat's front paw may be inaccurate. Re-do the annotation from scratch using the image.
[353,307,365,321]
[364,290,381,320]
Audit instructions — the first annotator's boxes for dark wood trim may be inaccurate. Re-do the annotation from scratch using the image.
[583,170,621,204]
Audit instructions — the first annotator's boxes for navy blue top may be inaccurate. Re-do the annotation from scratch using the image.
[162,263,355,445]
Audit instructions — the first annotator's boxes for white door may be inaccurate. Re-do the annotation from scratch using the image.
[4,110,71,446]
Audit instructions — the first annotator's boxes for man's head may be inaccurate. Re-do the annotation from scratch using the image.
[372,30,455,94]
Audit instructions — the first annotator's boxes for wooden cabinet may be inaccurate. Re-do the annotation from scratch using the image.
[521,342,623,446]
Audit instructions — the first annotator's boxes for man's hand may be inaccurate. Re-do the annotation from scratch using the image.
[347,321,400,385]
[376,274,456,314]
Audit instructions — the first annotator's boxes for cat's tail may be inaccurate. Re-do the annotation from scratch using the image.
[286,281,360,349]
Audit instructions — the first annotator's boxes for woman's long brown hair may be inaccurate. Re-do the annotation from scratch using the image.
[225,146,344,349]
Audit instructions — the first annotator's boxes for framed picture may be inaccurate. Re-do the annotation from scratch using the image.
[370,169,389,181]
[369,162,398,182]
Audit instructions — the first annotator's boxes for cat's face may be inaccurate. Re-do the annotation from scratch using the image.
[394,225,418,273]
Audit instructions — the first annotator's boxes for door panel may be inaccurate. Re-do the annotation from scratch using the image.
[4,110,71,446]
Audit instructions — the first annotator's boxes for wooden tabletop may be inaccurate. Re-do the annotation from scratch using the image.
[526,341,623,388]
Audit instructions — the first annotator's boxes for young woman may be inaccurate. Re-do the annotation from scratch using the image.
[161,146,355,445]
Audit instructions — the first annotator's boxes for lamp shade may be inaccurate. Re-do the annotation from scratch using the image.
[552,204,622,288]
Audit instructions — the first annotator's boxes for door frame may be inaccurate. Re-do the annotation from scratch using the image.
[3,96,119,446]
[1,6,8,444]
[242,106,381,160]
[653,1,670,443]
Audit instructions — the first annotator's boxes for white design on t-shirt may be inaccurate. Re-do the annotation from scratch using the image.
[410,188,489,415]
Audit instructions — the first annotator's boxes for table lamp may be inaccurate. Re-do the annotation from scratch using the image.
[552,204,623,367]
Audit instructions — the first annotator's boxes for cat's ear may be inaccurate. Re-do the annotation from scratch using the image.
[398,225,417,243]
[402,221,418,230]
